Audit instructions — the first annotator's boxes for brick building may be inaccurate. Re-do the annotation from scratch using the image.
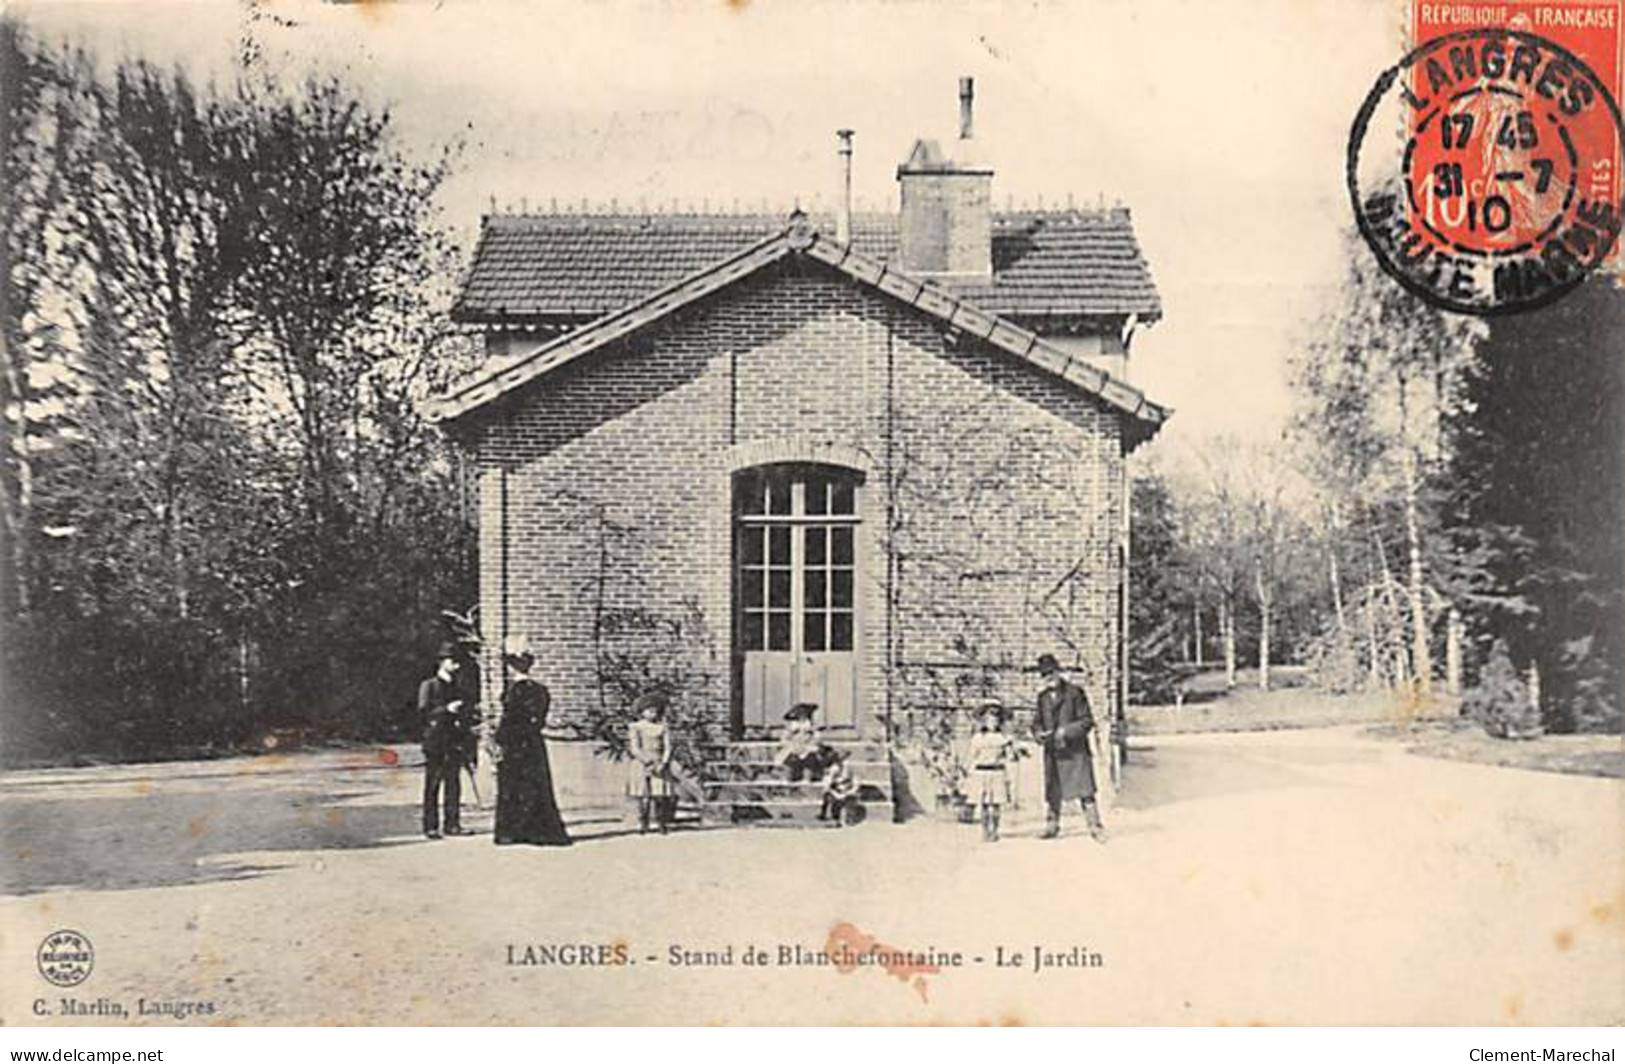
[430,81,1167,811]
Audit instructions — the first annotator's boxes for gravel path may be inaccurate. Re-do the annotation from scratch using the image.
[3,727,1620,1025]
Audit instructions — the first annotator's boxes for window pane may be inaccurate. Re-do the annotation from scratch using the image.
[832,569,853,608]
[831,481,855,515]
[770,525,790,565]
[740,476,764,515]
[768,478,791,515]
[742,611,765,651]
[804,613,826,651]
[832,526,854,565]
[742,570,764,608]
[741,526,765,565]
[831,611,853,651]
[805,477,828,515]
[768,611,791,651]
[769,569,791,608]
[805,526,826,565]
[805,570,826,608]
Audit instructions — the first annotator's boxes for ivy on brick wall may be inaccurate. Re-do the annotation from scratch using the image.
[551,489,720,774]
[869,360,1119,790]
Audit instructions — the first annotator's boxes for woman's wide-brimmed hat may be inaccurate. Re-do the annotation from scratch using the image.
[632,692,666,716]
[502,635,536,663]
[783,702,819,722]
[978,701,1009,723]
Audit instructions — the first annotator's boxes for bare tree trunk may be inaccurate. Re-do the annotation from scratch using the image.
[1374,533,1407,691]
[0,440,29,618]
[238,633,251,715]
[1255,565,1272,691]
[1401,448,1432,696]
[1364,595,1381,688]
[1193,604,1204,667]
[1221,599,1237,688]
[0,339,32,618]
[1445,607,1462,696]
[1329,544,1346,637]
[1327,501,1346,637]
[1385,582,1409,691]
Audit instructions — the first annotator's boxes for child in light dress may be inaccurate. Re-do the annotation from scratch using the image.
[968,702,1017,842]
[627,693,673,834]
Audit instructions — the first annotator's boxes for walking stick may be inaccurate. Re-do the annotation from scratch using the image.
[461,722,484,810]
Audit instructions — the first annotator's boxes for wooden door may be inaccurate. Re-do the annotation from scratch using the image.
[736,467,859,733]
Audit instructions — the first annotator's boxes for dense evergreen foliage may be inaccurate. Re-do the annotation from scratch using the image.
[1446,276,1624,732]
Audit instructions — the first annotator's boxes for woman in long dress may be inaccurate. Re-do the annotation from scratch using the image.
[493,638,572,846]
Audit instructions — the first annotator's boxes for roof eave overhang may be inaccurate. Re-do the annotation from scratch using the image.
[429,223,1170,445]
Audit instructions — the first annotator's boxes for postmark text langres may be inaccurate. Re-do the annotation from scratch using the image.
[1349,27,1625,314]
[505,940,1105,975]
[1469,1051,1616,1062]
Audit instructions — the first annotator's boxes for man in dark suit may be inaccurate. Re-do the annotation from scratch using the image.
[1032,653,1107,842]
[419,643,473,839]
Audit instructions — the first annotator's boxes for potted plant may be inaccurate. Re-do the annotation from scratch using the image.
[915,705,972,820]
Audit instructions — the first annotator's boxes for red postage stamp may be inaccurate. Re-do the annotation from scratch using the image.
[1348,1,1625,312]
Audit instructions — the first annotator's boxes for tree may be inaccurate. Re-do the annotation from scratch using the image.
[0,22,93,623]
[1175,438,1250,688]
[226,75,469,729]
[1237,439,1305,690]
[1446,275,1624,732]
[236,76,455,538]
[1127,470,1187,703]
[1,23,476,763]
[1289,228,1482,702]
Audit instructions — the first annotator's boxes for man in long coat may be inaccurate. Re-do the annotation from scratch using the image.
[1032,653,1107,842]
[419,643,473,839]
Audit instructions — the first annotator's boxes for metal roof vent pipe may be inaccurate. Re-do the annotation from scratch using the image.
[959,76,974,141]
[836,128,855,246]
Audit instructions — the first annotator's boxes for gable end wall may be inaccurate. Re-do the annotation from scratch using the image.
[470,261,1126,757]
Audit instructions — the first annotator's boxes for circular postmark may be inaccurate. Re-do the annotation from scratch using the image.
[37,929,94,987]
[1348,28,1625,315]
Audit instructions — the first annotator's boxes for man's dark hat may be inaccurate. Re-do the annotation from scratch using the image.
[783,702,818,722]
[1036,653,1062,675]
[437,641,461,661]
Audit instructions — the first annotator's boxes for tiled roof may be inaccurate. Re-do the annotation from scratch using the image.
[453,209,1162,325]
[431,218,1170,451]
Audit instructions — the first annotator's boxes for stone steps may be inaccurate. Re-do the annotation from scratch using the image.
[708,798,894,827]
[706,738,887,763]
[703,779,890,802]
[701,759,893,784]
[701,735,895,827]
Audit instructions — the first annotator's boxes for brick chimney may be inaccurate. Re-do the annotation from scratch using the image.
[896,76,993,276]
